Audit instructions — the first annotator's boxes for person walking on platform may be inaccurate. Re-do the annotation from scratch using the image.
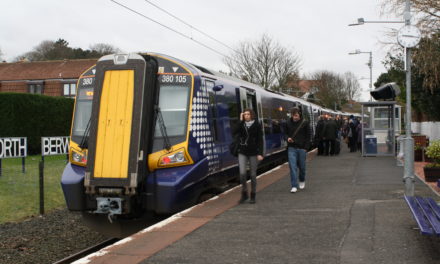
[347,115,358,152]
[286,108,310,193]
[315,115,326,155]
[232,109,264,204]
[323,116,338,156]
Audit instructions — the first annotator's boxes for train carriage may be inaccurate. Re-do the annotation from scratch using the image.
[61,52,355,234]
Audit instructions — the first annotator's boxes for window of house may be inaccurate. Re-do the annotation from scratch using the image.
[63,83,77,97]
[28,83,43,94]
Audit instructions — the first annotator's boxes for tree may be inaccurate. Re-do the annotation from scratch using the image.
[413,33,440,93]
[381,0,440,33]
[381,50,440,120]
[380,0,440,93]
[89,43,121,55]
[343,72,361,101]
[309,71,351,110]
[15,39,121,61]
[224,34,302,91]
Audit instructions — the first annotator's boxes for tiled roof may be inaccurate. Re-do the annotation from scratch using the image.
[0,59,97,81]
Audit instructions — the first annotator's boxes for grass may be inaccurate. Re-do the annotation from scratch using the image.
[0,155,69,223]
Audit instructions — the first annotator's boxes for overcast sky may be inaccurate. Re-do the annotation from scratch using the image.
[0,0,404,101]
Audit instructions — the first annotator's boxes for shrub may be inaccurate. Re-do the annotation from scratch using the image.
[425,140,440,168]
[0,93,74,154]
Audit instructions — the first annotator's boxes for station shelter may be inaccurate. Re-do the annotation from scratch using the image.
[361,101,401,157]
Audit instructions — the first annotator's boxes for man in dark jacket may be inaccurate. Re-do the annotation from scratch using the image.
[285,108,310,193]
[323,116,338,156]
[315,115,326,155]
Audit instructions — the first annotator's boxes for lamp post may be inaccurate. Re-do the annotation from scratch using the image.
[398,0,420,196]
[348,17,404,26]
[349,50,373,101]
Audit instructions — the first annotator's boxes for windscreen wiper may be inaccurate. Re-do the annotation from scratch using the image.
[79,118,91,149]
[155,106,172,151]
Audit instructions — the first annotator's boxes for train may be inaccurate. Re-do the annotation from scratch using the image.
[61,53,360,235]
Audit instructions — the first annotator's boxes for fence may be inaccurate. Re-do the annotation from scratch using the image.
[411,122,440,141]
[0,136,69,223]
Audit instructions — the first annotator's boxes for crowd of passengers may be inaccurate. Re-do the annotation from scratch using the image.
[232,108,366,204]
[315,114,364,155]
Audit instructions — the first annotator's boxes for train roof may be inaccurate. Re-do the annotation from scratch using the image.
[145,52,364,117]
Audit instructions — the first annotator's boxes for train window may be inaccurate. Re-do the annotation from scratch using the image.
[263,119,272,135]
[206,80,219,142]
[154,84,190,139]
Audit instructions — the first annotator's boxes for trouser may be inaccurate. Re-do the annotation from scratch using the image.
[287,147,307,188]
[317,139,325,155]
[349,137,357,152]
[324,139,336,155]
[238,154,258,194]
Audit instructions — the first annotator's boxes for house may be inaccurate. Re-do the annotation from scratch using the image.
[0,59,97,97]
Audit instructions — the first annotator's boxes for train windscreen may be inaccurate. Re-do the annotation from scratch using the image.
[71,69,95,144]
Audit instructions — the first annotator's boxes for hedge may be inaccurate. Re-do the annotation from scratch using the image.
[0,93,74,154]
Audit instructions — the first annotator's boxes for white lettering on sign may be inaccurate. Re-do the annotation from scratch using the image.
[0,137,27,159]
[41,137,70,156]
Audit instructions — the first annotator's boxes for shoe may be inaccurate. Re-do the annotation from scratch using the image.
[290,187,297,193]
[239,192,248,203]
[299,182,305,189]
[249,193,256,204]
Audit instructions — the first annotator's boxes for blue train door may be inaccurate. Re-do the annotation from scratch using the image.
[237,87,265,153]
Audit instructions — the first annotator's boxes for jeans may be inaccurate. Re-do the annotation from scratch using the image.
[238,154,258,193]
[288,147,307,188]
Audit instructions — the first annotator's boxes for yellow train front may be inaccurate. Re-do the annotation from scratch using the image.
[61,53,238,225]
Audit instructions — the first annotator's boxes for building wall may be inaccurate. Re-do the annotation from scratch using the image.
[0,80,72,97]
[0,81,27,93]
[44,80,62,96]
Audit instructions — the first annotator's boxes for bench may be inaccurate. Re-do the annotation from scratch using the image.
[404,195,440,235]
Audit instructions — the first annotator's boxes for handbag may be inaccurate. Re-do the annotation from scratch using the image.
[229,138,239,157]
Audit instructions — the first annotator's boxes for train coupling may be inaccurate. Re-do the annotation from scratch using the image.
[94,197,123,223]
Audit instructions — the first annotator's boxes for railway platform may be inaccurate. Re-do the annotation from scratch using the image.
[76,147,440,264]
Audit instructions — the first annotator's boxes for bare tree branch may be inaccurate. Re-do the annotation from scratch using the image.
[224,34,301,91]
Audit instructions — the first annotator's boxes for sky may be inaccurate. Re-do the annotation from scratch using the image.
[0,0,405,101]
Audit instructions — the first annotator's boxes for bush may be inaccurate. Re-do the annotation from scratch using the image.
[425,140,440,167]
[0,93,74,154]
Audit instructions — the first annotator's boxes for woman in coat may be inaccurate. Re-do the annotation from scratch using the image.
[232,108,264,204]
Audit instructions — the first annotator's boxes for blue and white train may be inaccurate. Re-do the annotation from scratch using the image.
[61,53,359,233]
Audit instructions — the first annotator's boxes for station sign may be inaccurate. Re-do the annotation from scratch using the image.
[0,137,27,159]
[41,137,69,156]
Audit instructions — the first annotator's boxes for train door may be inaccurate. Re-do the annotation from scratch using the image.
[236,87,265,153]
[85,54,157,197]
[205,80,221,172]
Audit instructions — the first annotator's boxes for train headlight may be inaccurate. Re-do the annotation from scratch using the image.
[71,149,87,166]
[159,150,187,166]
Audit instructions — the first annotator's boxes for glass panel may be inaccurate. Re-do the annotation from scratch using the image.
[70,83,76,95]
[64,84,70,95]
[154,85,189,137]
[71,100,92,142]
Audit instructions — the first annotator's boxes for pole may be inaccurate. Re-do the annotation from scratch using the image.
[39,160,45,215]
[369,52,373,102]
[403,0,414,196]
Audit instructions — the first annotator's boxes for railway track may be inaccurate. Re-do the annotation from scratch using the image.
[52,238,119,264]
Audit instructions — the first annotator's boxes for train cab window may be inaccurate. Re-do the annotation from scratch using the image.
[71,87,93,143]
[152,81,191,152]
